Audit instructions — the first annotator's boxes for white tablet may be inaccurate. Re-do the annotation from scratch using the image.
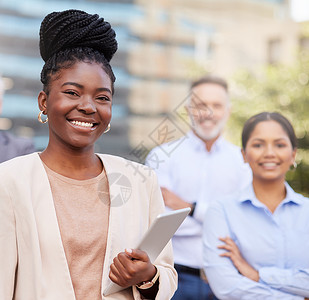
[103,207,191,296]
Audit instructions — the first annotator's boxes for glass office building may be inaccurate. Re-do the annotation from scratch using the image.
[0,0,142,156]
[0,0,297,159]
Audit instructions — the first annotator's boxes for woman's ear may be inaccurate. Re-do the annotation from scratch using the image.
[291,148,297,166]
[38,91,48,111]
[241,148,247,163]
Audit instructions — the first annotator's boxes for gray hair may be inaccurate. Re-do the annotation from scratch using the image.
[187,75,230,107]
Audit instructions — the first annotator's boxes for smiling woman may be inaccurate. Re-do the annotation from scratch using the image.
[0,9,177,300]
[39,62,113,154]
[203,112,309,299]
[241,113,297,197]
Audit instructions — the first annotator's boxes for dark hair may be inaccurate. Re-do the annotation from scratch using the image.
[242,112,297,150]
[39,9,118,94]
[190,75,228,92]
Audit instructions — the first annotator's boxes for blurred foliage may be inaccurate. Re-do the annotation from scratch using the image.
[225,51,309,196]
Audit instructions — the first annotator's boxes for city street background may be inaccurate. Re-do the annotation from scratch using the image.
[0,0,308,194]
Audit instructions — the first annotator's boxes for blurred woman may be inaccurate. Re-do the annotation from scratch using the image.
[203,112,309,299]
[0,9,176,300]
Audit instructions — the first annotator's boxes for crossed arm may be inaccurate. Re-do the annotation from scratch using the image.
[203,202,309,300]
[160,188,193,212]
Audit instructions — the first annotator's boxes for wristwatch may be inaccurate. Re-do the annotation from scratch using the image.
[189,202,196,217]
[136,268,160,289]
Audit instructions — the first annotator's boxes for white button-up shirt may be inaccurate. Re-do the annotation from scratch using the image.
[145,131,252,268]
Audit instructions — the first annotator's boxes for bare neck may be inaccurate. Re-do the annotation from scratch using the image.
[40,144,103,180]
[204,138,217,152]
[252,179,286,213]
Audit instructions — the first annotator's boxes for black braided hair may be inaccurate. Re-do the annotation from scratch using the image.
[39,9,118,94]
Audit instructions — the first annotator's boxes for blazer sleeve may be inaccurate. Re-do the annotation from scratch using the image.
[0,179,17,299]
[132,169,177,300]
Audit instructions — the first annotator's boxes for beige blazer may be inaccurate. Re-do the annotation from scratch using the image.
[0,153,177,300]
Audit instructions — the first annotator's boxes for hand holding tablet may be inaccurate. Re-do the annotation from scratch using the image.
[103,207,191,296]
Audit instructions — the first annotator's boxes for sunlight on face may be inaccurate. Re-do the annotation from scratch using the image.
[242,120,296,183]
[187,83,230,141]
[40,61,113,151]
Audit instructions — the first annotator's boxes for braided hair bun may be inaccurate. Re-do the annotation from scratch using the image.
[39,9,118,63]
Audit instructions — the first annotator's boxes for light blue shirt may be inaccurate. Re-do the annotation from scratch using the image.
[145,131,252,268]
[203,183,309,299]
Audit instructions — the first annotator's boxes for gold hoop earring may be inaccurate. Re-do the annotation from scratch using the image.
[290,161,297,171]
[104,123,111,134]
[38,111,48,124]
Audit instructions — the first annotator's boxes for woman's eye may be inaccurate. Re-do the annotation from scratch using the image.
[252,144,262,148]
[276,143,287,148]
[97,96,110,102]
[64,90,78,96]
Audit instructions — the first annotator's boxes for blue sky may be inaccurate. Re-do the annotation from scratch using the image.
[291,0,309,21]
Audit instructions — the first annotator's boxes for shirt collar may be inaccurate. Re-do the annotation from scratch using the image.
[238,182,304,207]
[283,182,304,205]
[188,130,224,152]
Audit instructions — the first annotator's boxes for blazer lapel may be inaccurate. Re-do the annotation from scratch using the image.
[99,154,130,295]
[31,154,76,299]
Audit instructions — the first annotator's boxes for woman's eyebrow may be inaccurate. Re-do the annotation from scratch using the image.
[61,82,83,89]
[97,87,112,95]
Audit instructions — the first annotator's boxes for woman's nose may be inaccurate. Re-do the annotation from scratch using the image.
[264,144,276,156]
[77,96,96,113]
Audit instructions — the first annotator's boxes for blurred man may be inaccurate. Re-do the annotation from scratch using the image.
[145,75,252,299]
[0,76,35,163]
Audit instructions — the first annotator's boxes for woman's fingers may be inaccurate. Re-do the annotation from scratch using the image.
[219,236,235,246]
[219,251,232,258]
[109,249,156,288]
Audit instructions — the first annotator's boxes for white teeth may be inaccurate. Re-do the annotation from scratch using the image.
[262,163,277,167]
[71,120,93,128]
